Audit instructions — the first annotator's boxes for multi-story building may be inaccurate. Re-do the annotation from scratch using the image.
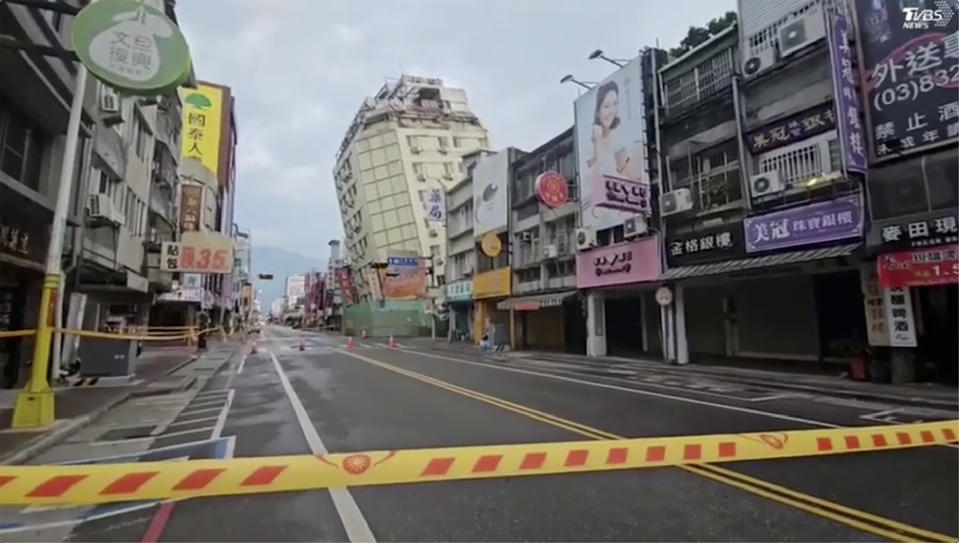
[1,0,100,387]
[332,75,490,304]
[572,48,666,359]
[442,151,490,342]
[497,127,585,353]
[852,0,958,383]
[285,274,306,311]
[154,80,238,328]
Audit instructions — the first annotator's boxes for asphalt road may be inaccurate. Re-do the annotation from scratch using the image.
[57,326,959,542]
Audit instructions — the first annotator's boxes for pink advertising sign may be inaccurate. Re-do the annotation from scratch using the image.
[575,236,662,289]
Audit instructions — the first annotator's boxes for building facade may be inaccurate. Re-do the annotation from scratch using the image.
[332,75,490,304]
[498,128,585,353]
[1,0,98,387]
[573,48,667,359]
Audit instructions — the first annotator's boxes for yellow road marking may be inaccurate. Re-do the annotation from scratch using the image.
[340,349,956,543]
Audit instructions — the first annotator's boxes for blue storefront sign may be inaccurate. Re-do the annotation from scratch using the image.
[744,194,864,253]
[446,280,473,302]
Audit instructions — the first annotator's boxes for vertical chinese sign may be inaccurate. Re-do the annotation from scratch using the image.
[424,188,446,222]
[827,10,868,174]
[853,0,959,161]
[179,184,202,231]
[180,84,223,177]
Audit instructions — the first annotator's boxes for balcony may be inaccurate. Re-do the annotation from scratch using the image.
[755,131,839,195]
[662,47,735,118]
[514,279,541,295]
[674,161,744,215]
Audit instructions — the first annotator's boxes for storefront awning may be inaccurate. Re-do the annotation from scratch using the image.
[661,242,862,280]
[497,291,578,311]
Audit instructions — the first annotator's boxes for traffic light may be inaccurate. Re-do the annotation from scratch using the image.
[258,273,274,280]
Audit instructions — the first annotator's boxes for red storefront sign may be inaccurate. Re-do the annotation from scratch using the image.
[877,245,959,288]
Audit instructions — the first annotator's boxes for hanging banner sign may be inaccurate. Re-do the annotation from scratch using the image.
[160,232,233,274]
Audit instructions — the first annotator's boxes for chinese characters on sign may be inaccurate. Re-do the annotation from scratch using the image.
[535,171,570,208]
[877,212,959,249]
[575,236,662,289]
[381,257,426,300]
[0,186,50,266]
[593,250,632,276]
[179,184,202,231]
[424,188,445,222]
[877,245,959,288]
[860,265,892,346]
[179,85,223,177]
[159,232,233,274]
[71,0,191,94]
[665,222,746,268]
[859,264,917,347]
[745,102,836,154]
[594,174,651,215]
[884,286,918,346]
[854,0,959,161]
[744,194,864,253]
[446,281,473,302]
[336,268,357,306]
[828,12,868,174]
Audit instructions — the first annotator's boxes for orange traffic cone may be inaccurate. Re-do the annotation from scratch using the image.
[388,335,397,349]
[347,336,354,351]
[250,342,258,354]
[299,340,305,351]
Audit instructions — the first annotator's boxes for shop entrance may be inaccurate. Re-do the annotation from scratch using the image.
[916,284,958,384]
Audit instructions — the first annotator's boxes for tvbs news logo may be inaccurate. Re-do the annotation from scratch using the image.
[902,1,955,29]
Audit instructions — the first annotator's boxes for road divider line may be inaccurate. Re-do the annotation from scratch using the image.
[340,350,958,543]
[268,351,376,543]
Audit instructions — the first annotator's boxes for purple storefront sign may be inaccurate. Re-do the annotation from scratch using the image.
[744,194,864,253]
[828,12,868,174]
[593,173,651,215]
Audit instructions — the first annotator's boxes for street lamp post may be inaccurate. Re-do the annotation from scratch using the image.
[559,74,596,90]
[588,49,630,68]
[12,64,89,428]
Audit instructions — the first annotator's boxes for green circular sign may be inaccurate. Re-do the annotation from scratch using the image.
[71,0,191,95]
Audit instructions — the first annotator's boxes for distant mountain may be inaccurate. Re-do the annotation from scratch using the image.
[251,246,325,310]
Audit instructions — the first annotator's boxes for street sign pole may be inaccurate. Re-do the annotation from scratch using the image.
[12,64,89,428]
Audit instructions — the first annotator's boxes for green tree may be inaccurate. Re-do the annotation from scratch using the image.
[668,11,737,59]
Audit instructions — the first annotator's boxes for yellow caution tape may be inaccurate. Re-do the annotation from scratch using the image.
[0,329,36,339]
[0,420,954,506]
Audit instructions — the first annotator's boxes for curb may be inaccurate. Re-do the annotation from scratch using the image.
[164,354,199,376]
[408,343,958,411]
[0,391,132,465]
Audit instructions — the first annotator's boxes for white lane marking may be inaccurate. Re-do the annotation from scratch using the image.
[177,406,225,417]
[401,349,959,449]
[269,351,376,543]
[399,349,845,429]
[236,353,248,374]
[211,388,235,439]
[0,502,160,534]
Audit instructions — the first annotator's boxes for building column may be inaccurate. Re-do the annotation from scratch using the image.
[675,283,689,365]
[585,291,607,358]
[639,293,649,352]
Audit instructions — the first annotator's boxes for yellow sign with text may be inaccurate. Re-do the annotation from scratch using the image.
[481,232,502,257]
[180,84,223,177]
[473,268,511,299]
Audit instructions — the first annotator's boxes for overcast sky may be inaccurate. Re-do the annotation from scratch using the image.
[178,0,735,260]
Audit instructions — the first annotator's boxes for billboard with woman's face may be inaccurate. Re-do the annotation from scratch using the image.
[574,56,649,232]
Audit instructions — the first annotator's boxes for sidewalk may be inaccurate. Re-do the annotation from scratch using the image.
[0,341,234,464]
[401,338,958,410]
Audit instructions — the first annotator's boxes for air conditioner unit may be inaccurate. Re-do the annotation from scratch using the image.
[623,216,648,238]
[741,46,777,78]
[88,194,123,225]
[779,6,826,58]
[575,227,596,251]
[417,174,427,182]
[435,258,445,267]
[543,244,558,259]
[428,228,438,237]
[443,174,453,180]
[438,147,448,154]
[749,171,785,198]
[410,145,422,154]
[660,188,694,217]
[148,227,158,243]
[100,86,119,113]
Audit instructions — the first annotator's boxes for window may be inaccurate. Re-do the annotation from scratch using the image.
[0,103,47,191]
[443,162,454,176]
[546,259,575,278]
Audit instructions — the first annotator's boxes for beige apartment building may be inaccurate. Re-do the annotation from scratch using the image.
[333,75,489,301]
